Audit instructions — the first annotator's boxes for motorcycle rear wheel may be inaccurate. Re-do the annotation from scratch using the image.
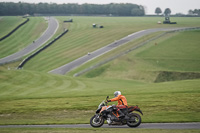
[127,113,141,127]
[90,115,104,127]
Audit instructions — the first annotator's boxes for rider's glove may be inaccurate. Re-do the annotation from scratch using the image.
[107,100,111,102]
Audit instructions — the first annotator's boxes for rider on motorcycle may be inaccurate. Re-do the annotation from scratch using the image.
[107,91,128,118]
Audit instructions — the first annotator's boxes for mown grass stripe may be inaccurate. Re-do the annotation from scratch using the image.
[0,16,24,38]
[0,18,29,41]
[18,29,69,69]
[24,17,200,72]
[0,17,47,59]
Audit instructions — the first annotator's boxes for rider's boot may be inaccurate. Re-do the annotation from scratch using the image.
[118,109,125,118]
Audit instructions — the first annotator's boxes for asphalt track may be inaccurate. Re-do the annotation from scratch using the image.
[49,27,193,75]
[0,123,200,129]
[0,17,59,65]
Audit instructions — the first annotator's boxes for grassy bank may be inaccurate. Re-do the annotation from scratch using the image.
[22,17,200,72]
[0,16,24,38]
[73,29,200,82]
[0,16,200,126]
[0,17,47,58]
[134,30,200,72]
[0,68,199,124]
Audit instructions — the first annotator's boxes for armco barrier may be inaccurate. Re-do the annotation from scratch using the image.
[0,18,29,41]
[17,29,69,69]
[73,27,200,77]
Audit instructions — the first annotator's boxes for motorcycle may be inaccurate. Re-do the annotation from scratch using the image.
[90,96,143,128]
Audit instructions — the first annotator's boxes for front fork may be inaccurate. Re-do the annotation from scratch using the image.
[94,114,100,122]
[94,113,105,123]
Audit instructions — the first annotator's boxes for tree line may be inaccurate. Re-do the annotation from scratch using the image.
[0,2,145,16]
[155,7,200,16]
[155,7,171,16]
[188,9,200,16]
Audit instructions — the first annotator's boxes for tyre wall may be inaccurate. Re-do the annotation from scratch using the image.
[0,18,29,41]
[18,29,69,69]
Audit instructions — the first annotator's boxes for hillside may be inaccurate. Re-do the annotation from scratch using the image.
[0,17,47,58]
[0,68,199,124]
[0,16,24,38]
[77,29,200,82]
[0,16,200,125]
[21,17,200,73]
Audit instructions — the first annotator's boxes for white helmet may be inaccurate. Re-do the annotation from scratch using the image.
[114,91,121,97]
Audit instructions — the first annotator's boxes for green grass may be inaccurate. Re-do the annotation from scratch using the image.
[22,17,200,72]
[75,29,200,82]
[0,68,199,124]
[0,128,199,133]
[0,16,200,126]
[0,16,24,38]
[0,17,47,58]
[135,30,200,72]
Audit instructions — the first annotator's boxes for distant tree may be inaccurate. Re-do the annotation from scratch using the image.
[155,7,162,15]
[0,2,145,16]
[175,13,184,17]
[193,9,200,16]
[164,8,171,16]
[188,9,194,15]
[131,5,145,16]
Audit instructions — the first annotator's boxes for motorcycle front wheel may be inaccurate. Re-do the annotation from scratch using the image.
[90,115,104,127]
[127,113,141,127]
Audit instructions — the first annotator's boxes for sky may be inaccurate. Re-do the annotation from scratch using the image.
[1,0,200,15]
